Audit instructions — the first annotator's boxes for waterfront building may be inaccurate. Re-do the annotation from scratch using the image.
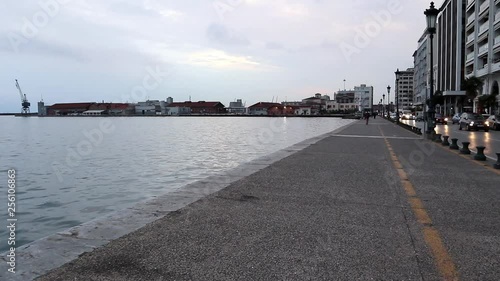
[46,103,95,116]
[166,101,226,114]
[135,101,157,115]
[464,0,500,113]
[294,106,312,115]
[353,84,374,112]
[247,102,283,115]
[301,93,331,114]
[335,84,373,112]
[89,103,134,115]
[328,92,358,112]
[437,0,467,115]
[395,68,415,111]
[37,100,46,116]
[228,99,247,115]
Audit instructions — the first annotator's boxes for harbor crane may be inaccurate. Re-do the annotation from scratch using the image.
[15,79,30,114]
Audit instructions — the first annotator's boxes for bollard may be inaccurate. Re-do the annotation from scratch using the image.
[474,146,487,161]
[460,142,471,154]
[450,138,459,150]
[442,135,450,146]
[434,133,442,143]
[494,153,500,169]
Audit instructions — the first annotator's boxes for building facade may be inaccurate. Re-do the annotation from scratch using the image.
[413,31,433,108]
[437,0,467,115]
[395,68,415,110]
[335,84,373,112]
[228,99,247,114]
[464,0,500,113]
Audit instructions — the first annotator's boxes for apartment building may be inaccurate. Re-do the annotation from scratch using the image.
[437,0,467,115]
[465,0,500,113]
[413,31,436,108]
[335,84,373,112]
[395,68,415,110]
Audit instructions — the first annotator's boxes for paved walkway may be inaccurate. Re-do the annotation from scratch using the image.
[36,118,500,280]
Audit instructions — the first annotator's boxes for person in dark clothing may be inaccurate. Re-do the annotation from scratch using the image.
[364,112,370,124]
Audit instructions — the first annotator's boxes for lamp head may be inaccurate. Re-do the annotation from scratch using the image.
[424,2,439,34]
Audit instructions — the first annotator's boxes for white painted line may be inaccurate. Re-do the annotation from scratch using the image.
[332,134,421,140]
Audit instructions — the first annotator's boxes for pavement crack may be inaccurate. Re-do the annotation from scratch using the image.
[400,205,426,281]
[216,194,260,202]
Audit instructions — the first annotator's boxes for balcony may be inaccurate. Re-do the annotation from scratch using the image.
[496,11,500,23]
[466,52,475,62]
[479,21,490,34]
[477,65,489,77]
[478,43,489,54]
[468,0,476,9]
[467,33,475,43]
[480,1,489,14]
[492,60,500,72]
[467,14,476,25]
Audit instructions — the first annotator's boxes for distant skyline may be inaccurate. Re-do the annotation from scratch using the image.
[1,0,432,112]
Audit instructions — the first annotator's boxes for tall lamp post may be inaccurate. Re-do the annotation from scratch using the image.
[425,2,439,138]
[382,94,386,117]
[395,69,401,123]
[387,85,391,114]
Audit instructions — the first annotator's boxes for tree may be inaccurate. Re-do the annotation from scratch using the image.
[427,90,444,106]
[462,76,484,104]
[478,91,498,113]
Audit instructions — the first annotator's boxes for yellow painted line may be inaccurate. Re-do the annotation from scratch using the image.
[423,227,460,281]
[408,197,433,225]
[397,168,408,180]
[384,139,460,281]
[402,180,416,197]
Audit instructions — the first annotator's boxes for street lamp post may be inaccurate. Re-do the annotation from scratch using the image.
[387,86,391,114]
[395,69,401,124]
[425,2,439,138]
[382,94,385,117]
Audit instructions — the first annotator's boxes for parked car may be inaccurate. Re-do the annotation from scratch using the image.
[487,114,500,130]
[458,113,489,131]
[451,113,462,124]
[435,113,448,125]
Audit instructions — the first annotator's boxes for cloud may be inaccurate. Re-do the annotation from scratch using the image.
[206,23,250,46]
[266,42,284,50]
[185,49,263,70]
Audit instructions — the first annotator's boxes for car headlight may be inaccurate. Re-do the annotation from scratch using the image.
[485,121,490,126]
[445,118,448,121]
[470,121,475,125]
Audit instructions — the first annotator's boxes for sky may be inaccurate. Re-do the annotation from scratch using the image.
[0,0,434,113]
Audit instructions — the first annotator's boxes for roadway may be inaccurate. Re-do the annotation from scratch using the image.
[401,119,500,160]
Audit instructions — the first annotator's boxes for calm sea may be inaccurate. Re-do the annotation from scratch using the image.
[0,116,353,251]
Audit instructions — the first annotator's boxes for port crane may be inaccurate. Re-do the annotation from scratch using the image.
[15,79,30,114]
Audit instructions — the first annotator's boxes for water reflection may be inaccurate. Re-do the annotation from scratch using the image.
[0,116,352,251]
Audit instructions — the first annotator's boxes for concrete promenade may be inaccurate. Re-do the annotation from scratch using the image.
[34,118,500,280]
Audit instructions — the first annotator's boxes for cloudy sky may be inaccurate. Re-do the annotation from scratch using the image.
[0,0,433,112]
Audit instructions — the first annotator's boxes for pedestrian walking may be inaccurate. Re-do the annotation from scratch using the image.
[364,112,370,125]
